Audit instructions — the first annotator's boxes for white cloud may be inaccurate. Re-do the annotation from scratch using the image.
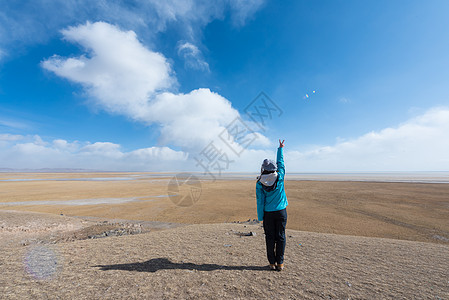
[52,139,79,152]
[0,118,30,130]
[80,142,123,159]
[338,97,351,104]
[0,0,264,58]
[2,108,448,172]
[177,41,209,71]
[148,89,239,149]
[0,133,23,141]
[42,22,176,117]
[228,0,265,27]
[286,107,449,171]
[42,22,266,154]
[32,135,46,146]
[0,132,271,172]
[128,146,188,161]
[147,0,199,31]
[0,135,188,171]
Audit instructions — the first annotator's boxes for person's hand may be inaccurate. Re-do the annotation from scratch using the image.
[279,139,285,148]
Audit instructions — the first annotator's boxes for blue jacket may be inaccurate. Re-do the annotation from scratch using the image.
[256,147,288,221]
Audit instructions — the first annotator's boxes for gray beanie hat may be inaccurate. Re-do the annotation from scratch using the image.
[261,159,277,173]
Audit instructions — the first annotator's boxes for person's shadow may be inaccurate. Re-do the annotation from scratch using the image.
[93,258,268,273]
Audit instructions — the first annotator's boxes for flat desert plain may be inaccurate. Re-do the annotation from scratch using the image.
[1,172,448,243]
[1,173,448,299]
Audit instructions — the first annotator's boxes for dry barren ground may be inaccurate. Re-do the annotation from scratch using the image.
[1,173,449,244]
[0,211,448,299]
[1,173,449,299]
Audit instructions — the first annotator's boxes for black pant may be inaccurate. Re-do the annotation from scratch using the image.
[263,208,287,265]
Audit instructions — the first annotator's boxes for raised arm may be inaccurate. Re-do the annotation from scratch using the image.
[277,139,285,179]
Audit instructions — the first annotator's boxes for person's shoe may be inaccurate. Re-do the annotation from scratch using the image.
[276,263,284,271]
[269,264,276,270]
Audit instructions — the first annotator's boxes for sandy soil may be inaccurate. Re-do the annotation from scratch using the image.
[1,173,448,244]
[1,173,448,298]
[1,213,448,299]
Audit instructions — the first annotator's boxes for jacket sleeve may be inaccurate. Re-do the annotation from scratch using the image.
[256,182,265,221]
[277,147,285,180]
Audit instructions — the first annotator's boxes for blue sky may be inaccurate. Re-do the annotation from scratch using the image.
[1,0,449,172]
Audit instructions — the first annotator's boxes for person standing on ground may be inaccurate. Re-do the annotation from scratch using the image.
[256,139,288,271]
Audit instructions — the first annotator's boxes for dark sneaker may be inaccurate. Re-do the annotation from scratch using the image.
[276,263,284,271]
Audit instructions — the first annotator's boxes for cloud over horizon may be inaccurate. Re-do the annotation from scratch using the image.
[0,134,188,171]
[287,107,449,172]
[1,107,449,172]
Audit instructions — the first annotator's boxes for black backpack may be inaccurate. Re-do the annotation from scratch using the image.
[257,175,279,192]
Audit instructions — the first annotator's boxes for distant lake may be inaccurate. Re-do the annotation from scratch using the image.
[0,172,448,183]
